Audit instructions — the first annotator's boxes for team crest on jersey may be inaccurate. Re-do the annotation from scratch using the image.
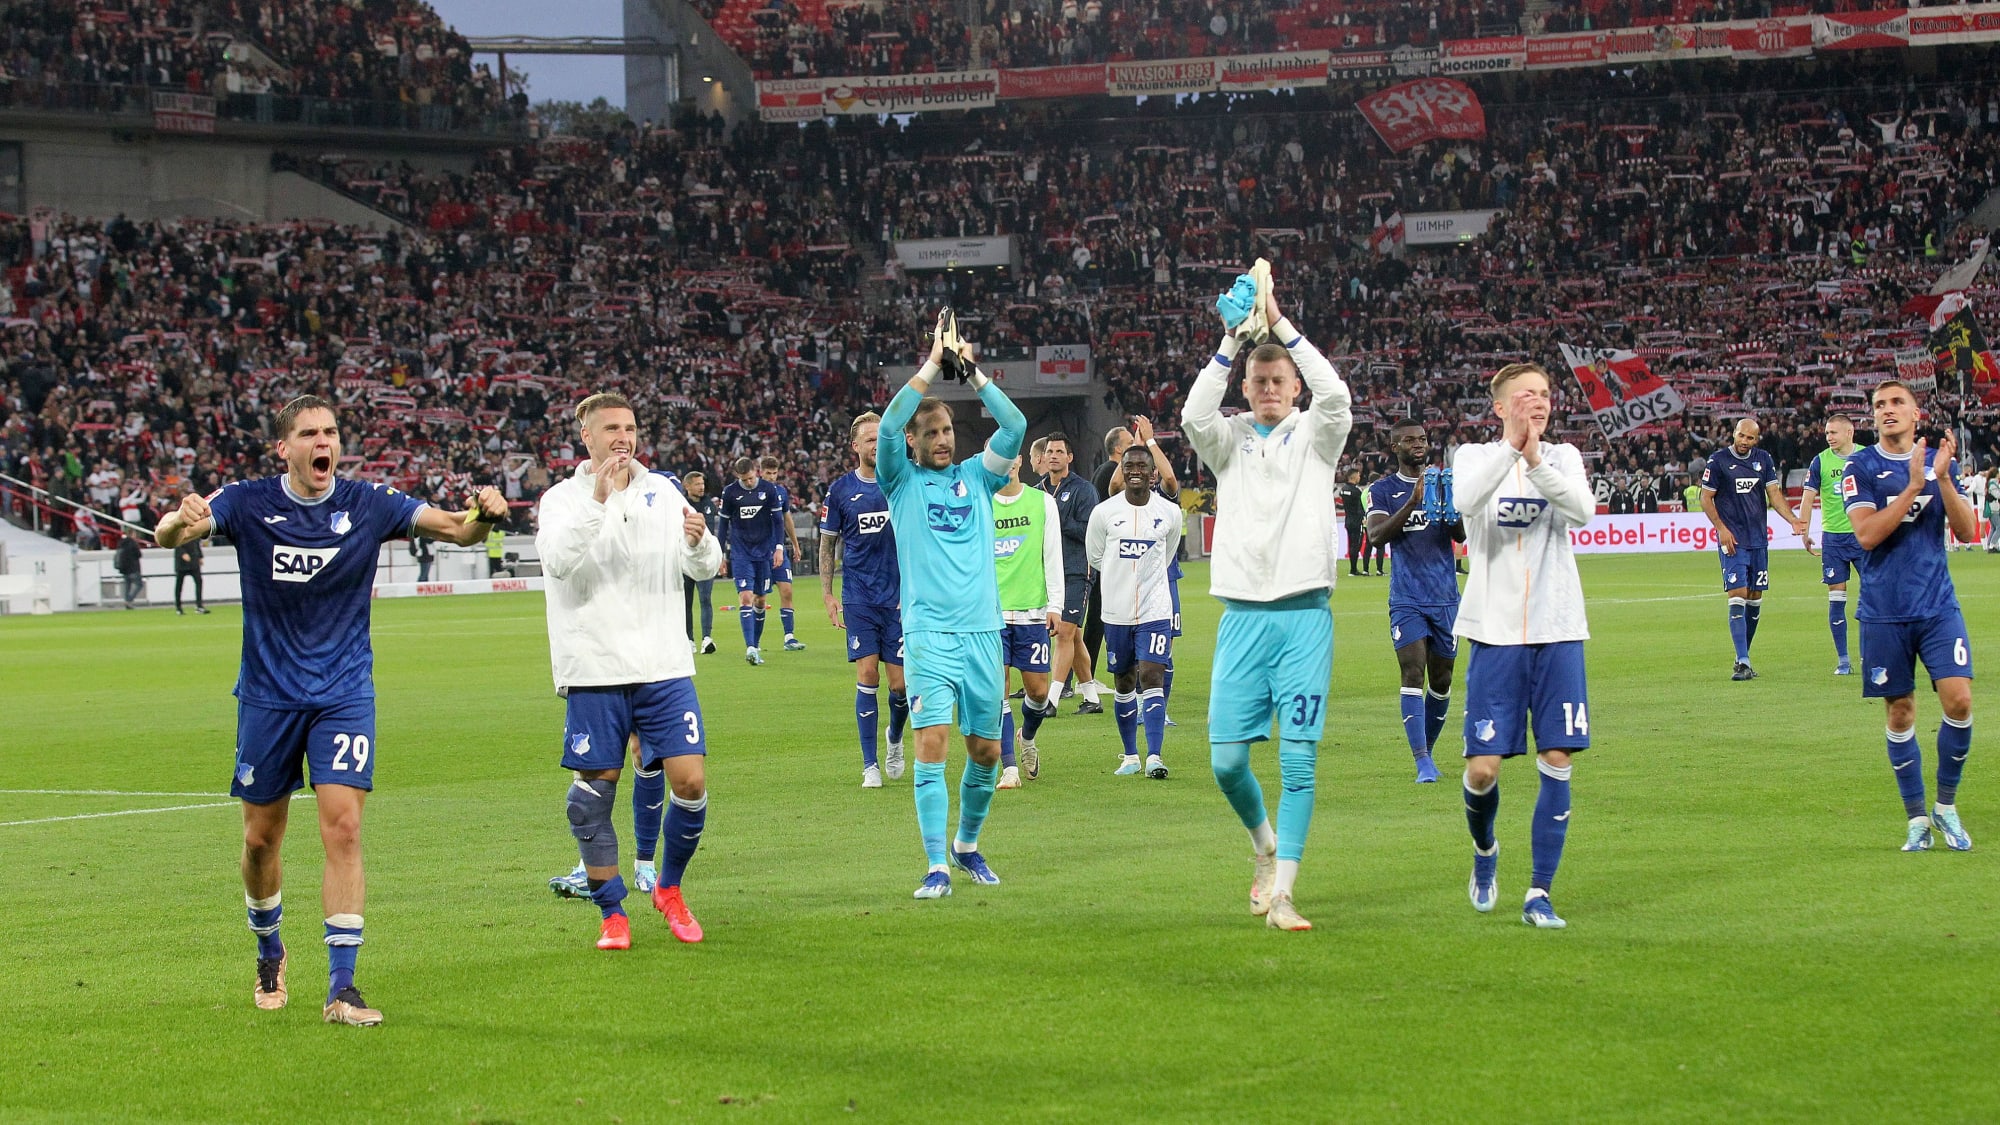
[952,480,968,498]
[1494,498,1548,528]
[330,511,352,536]
[1117,539,1152,559]
[857,512,889,534]
[272,545,340,583]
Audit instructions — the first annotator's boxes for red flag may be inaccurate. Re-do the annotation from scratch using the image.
[1356,80,1487,152]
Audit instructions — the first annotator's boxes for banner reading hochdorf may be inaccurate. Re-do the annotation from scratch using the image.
[820,70,998,115]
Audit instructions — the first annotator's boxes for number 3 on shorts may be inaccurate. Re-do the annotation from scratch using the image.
[331,733,371,771]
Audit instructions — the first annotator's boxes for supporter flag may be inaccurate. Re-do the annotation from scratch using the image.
[1355,79,1486,152]
[1929,306,2000,385]
[1900,238,1990,324]
[1557,343,1686,437]
[1368,211,1404,254]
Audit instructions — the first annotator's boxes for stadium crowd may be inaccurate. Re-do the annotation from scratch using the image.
[5,49,2000,548]
[0,0,508,130]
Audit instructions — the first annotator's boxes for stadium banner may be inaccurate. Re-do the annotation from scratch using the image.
[1105,58,1219,96]
[1388,44,1440,76]
[820,70,999,115]
[756,78,825,122]
[1908,4,2000,45]
[1034,344,1094,385]
[1217,50,1331,91]
[1724,16,1814,59]
[1403,209,1502,245]
[375,577,543,599]
[997,64,1107,100]
[1438,35,1526,75]
[893,236,1017,270]
[1929,307,2000,382]
[1564,512,1817,555]
[1526,32,1607,69]
[1327,49,1394,80]
[151,92,215,134]
[1895,347,1939,391]
[1558,343,1687,437]
[1813,9,1911,49]
[1356,79,1487,152]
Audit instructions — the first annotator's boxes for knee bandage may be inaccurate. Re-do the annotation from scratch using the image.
[566,777,620,868]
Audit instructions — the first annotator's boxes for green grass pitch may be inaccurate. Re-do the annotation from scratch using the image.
[2,552,1996,1123]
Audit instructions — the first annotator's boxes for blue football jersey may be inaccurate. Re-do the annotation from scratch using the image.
[1842,444,1963,623]
[720,479,784,554]
[1700,447,1780,546]
[1368,473,1459,608]
[819,470,900,608]
[207,476,426,709]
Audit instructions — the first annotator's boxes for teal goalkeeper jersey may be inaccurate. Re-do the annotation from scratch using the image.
[877,382,1021,633]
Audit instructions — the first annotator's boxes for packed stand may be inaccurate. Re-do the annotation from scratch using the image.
[0,0,511,132]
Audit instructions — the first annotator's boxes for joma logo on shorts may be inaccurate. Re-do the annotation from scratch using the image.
[273,546,340,582]
[1494,498,1548,528]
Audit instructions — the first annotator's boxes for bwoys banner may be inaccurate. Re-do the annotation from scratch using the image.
[1558,344,1687,437]
[1356,79,1486,152]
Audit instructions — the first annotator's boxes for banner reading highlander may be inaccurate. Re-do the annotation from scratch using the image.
[1558,344,1686,437]
[1356,79,1487,152]
[821,70,998,115]
[1217,50,1331,91]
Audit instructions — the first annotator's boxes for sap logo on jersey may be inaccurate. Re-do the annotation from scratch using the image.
[1901,494,1935,523]
[1733,476,1759,495]
[272,545,340,582]
[926,502,971,532]
[1494,497,1549,528]
[1117,538,1152,559]
[737,504,765,519]
[993,536,1023,559]
[856,511,889,535]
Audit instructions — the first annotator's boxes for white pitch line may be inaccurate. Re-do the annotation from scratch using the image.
[0,789,231,797]
[0,801,238,827]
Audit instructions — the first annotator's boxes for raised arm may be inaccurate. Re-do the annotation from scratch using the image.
[1272,314,1353,467]
[1131,416,1179,498]
[412,486,509,547]
[1365,482,1423,546]
[977,374,1027,478]
[1180,333,1242,471]
[153,492,214,549]
[537,482,623,581]
[1451,441,1516,516]
[1530,444,1595,529]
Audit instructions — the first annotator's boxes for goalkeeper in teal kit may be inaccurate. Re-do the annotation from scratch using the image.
[878,311,1029,900]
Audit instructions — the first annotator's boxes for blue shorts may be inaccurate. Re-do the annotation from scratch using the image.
[1390,602,1459,658]
[562,679,707,770]
[905,629,1004,739]
[1104,620,1174,674]
[845,601,904,664]
[1719,544,1770,592]
[1860,609,1974,699]
[1209,597,1333,744]
[232,698,376,804]
[1003,621,1052,673]
[1461,640,1589,758]
[730,549,772,595]
[1062,575,1090,626]
[1821,532,1861,586]
[773,546,794,585]
[1169,579,1183,637]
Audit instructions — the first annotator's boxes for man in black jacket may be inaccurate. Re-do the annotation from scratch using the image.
[175,535,210,614]
[115,532,143,609]
[1043,432,1101,713]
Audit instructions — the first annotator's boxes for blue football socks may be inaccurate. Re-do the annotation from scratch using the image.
[1021,693,1050,741]
[1463,770,1499,851]
[1887,726,1927,818]
[1274,739,1317,863]
[913,761,948,867]
[1937,716,1972,806]
[1211,741,1268,831]
[1424,688,1451,752]
[1728,597,1749,661]
[754,608,768,646]
[632,765,665,863]
[660,792,706,887]
[999,706,1017,769]
[324,915,362,1002]
[1114,691,1140,757]
[1745,599,1762,649]
[856,684,880,767]
[1140,687,1166,759]
[1530,759,1572,892]
[1829,591,1849,661]
[586,875,627,921]
[247,893,283,960]
[888,690,909,745]
[780,607,796,638]
[738,605,757,648]
[956,759,998,848]
[1399,687,1426,757]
